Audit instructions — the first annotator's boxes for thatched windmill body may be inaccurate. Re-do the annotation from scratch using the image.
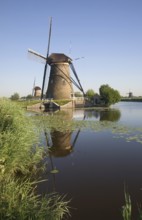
[28,18,85,100]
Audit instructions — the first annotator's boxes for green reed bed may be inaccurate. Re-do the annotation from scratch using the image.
[0,99,45,177]
[0,99,70,220]
[0,178,70,220]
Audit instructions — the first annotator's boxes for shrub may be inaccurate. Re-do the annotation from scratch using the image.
[99,84,121,106]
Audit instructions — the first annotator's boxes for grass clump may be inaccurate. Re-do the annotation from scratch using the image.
[0,98,70,220]
[0,178,70,220]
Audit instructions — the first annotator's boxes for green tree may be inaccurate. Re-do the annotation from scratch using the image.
[10,92,20,100]
[86,89,95,100]
[26,94,33,100]
[99,84,121,106]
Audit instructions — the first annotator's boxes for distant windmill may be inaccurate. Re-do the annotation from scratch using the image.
[126,90,133,98]
[28,17,85,100]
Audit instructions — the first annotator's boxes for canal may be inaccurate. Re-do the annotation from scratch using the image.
[37,102,142,220]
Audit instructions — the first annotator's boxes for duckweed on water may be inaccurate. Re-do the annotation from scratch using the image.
[35,111,142,145]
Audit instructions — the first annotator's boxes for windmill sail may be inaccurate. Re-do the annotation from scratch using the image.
[28,49,47,61]
[70,63,85,96]
[41,17,52,100]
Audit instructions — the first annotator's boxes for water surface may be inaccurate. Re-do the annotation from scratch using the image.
[39,102,142,220]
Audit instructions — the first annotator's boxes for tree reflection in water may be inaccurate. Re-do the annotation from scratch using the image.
[100,109,121,122]
[84,108,121,122]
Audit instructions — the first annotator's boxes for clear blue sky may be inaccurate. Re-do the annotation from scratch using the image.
[0,0,142,97]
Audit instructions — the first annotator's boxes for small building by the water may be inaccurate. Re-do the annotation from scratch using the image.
[93,94,101,105]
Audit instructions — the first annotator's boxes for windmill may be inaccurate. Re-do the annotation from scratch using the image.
[28,17,85,101]
[126,90,133,98]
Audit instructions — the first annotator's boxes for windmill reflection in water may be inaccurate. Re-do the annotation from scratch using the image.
[42,109,85,192]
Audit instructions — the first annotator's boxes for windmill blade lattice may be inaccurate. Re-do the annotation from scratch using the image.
[41,17,52,100]
[70,62,85,96]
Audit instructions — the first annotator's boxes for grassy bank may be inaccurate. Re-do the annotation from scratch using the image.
[13,99,42,108]
[0,99,70,220]
[121,98,142,102]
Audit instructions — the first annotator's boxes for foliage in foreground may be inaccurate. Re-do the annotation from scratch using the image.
[0,178,70,220]
[0,98,42,176]
[0,99,70,220]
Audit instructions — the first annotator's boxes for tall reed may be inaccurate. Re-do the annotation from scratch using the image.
[122,190,132,220]
[0,99,70,219]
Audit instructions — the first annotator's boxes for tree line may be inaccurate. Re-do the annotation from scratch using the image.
[10,84,121,107]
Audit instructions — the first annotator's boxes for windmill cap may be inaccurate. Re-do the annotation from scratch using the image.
[34,86,41,90]
[47,53,72,64]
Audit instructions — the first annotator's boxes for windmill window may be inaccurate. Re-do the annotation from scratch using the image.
[51,79,53,84]
[62,79,66,85]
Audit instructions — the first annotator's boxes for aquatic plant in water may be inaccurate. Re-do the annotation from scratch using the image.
[34,110,142,146]
[122,190,132,220]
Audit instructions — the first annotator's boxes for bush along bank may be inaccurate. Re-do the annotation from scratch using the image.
[0,99,70,220]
